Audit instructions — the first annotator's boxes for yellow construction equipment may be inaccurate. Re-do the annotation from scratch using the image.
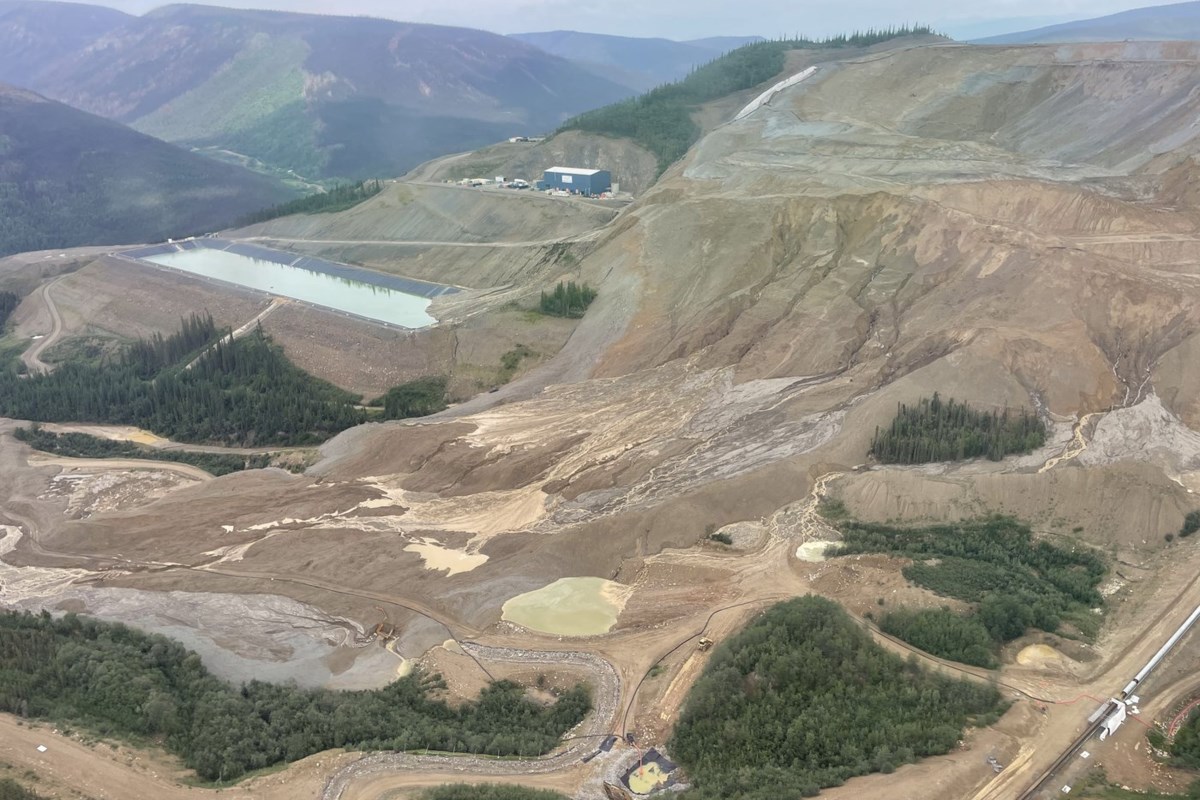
[698,637,714,651]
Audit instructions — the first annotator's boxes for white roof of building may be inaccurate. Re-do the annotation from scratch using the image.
[546,166,604,176]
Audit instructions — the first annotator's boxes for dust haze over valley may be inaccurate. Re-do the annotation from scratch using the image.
[11,4,1200,800]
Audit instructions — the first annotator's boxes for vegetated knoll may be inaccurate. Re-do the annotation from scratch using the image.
[0,82,291,258]
[870,393,1045,464]
[833,516,1106,665]
[670,596,1003,799]
[4,4,633,180]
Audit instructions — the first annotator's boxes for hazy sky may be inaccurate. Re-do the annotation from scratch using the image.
[90,0,1176,40]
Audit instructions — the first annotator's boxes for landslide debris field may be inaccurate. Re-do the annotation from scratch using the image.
[8,39,1200,800]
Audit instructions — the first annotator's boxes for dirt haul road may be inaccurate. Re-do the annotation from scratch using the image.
[20,276,65,373]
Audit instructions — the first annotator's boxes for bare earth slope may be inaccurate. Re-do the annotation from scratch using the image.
[9,40,1200,800]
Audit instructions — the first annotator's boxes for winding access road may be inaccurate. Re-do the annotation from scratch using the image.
[21,277,66,374]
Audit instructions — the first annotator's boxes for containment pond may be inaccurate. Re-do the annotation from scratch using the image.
[126,240,457,328]
[501,577,630,636]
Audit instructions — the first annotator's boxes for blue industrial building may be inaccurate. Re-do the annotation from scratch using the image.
[542,167,612,196]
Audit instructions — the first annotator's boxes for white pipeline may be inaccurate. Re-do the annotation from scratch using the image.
[1124,602,1200,696]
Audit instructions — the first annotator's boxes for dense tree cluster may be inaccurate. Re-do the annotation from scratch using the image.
[669,596,1003,799]
[560,27,935,172]
[373,376,448,419]
[0,291,19,329]
[0,779,45,800]
[539,281,596,318]
[869,393,1046,464]
[237,180,384,226]
[0,316,450,446]
[879,608,997,668]
[1171,712,1200,770]
[421,787,568,800]
[837,516,1107,661]
[0,611,591,783]
[0,323,363,446]
[124,312,220,378]
[14,426,269,476]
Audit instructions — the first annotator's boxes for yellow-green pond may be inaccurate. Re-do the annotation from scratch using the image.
[500,577,629,636]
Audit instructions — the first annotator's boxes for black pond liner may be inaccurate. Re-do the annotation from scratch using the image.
[622,748,679,794]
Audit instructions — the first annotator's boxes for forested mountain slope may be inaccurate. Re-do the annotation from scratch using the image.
[0,82,290,257]
[510,30,763,91]
[976,1,1200,43]
[0,0,130,87]
[0,2,633,181]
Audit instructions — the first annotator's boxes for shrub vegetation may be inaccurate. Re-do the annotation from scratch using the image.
[560,27,935,172]
[1169,711,1200,771]
[870,393,1045,464]
[0,291,19,329]
[372,376,449,419]
[0,611,590,784]
[1180,510,1200,538]
[669,596,1003,799]
[0,779,45,800]
[835,516,1107,662]
[13,426,269,476]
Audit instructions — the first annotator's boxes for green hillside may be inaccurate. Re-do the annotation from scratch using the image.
[0,5,634,181]
[134,33,321,178]
[0,83,292,258]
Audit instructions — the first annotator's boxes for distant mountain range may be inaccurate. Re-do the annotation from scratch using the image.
[975,1,1200,43]
[509,31,764,91]
[0,82,291,257]
[0,2,634,181]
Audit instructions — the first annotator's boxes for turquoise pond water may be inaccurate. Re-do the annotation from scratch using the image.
[141,248,436,328]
